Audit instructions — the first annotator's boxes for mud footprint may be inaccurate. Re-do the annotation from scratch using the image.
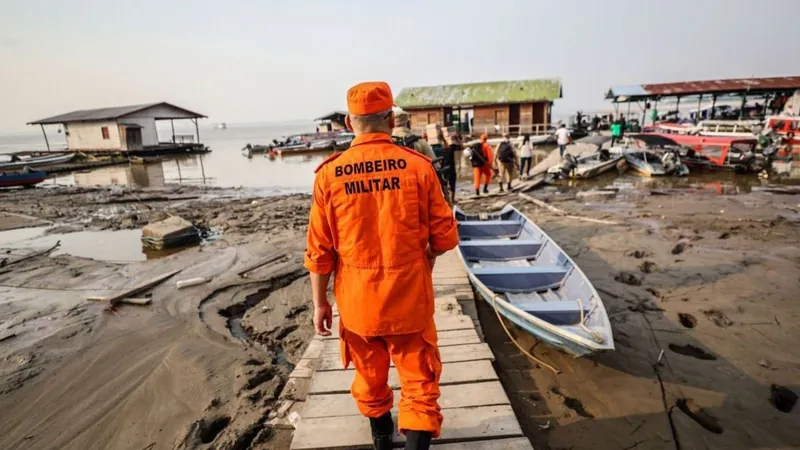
[668,343,716,360]
[678,313,697,329]
[676,398,724,434]
[550,387,594,418]
[702,309,733,328]
[770,385,798,413]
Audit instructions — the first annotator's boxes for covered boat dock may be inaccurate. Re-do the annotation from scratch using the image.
[605,76,800,126]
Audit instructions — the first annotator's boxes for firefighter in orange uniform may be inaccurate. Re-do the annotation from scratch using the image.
[304,81,459,450]
[472,133,494,195]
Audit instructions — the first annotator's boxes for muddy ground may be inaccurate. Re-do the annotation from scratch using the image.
[0,187,315,450]
[1,183,799,450]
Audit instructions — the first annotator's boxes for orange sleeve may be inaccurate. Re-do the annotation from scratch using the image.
[304,170,336,275]
[483,143,493,164]
[424,165,459,253]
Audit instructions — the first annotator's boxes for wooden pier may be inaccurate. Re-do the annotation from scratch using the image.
[283,250,533,449]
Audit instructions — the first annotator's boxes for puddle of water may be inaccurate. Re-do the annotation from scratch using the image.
[0,227,146,262]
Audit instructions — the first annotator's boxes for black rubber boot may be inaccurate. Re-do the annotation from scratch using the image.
[499,183,505,192]
[507,182,512,191]
[475,189,480,196]
[369,412,394,450]
[405,430,432,450]
[483,185,489,194]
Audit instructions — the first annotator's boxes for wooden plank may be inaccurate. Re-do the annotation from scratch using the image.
[433,438,533,449]
[320,329,480,355]
[237,252,287,277]
[316,343,493,371]
[289,358,320,379]
[104,269,182,308]
[291,405,522,449]
[308,360,498,395]
[302,381,510,419]
[319,314,475,340]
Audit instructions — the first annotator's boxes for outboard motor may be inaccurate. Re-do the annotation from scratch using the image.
[661,150,680,175]
[598,148,611,162]
[560,154,579,178]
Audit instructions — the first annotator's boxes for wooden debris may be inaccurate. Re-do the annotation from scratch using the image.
[237,252,288,278]
[518,193,620,225]
[105,269,182,308]
[87,296,153,306]
[176,277,208,289]
[1,241,61,268]
[0,333,17,343]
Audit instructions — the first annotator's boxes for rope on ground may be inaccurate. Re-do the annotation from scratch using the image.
[1,240,61,268]
[517,193,620,225]
[490,293,560,375]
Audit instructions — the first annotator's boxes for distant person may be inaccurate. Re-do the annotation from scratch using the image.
[518,134,533,178]
[554,124,571,158]
[494,133,517,192]
[619,114,627,137]
[610,119,622,146]
[392,111,437,160]
[442,133,461,204]
[591,115,600,131]
[469,134,493,196]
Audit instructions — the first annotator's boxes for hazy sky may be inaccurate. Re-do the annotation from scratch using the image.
[2,0,799,132]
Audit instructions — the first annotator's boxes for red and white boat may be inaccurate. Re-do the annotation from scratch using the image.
[763,116,800,154]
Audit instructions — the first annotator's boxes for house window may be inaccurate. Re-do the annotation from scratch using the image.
[101,126,110,139]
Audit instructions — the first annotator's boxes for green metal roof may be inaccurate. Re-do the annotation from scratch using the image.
[395,79,562,109]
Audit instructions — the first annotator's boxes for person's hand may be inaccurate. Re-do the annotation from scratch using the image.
[314,301,333,336]
[425,246,437,272]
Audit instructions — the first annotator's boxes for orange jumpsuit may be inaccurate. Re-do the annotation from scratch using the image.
[473,142,493,190]
[305,132,459,437]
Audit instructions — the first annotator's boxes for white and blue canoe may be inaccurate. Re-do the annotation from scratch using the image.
[454,205,614,357]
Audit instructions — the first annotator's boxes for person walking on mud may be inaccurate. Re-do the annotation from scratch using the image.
[469,133,493,195]
[305,81,459,450]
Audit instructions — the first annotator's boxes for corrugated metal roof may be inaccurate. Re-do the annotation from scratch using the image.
[29,102,206,125]
[395,79,562,109]
[607,76,800,100]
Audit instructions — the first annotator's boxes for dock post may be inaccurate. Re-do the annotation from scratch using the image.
[710,95,717,119]
[695,94,703,124]
[40,124,51,152]
[171,119,176,144]
[194,119,200,146]
[198,155,207,184]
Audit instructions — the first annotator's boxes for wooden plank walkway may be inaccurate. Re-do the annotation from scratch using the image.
[288,250,533,449]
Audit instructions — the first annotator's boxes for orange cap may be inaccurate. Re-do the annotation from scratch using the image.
[347,81,394,116]
[480,133,489,142]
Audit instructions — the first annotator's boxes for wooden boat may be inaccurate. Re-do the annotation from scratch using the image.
[547,136,625,179]
[454,205,614,357]
[0,171,47,188]
[0,153,75,171]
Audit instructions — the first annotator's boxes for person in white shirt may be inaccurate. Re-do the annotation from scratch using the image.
[554,124,571,158]
[518,134,533,177]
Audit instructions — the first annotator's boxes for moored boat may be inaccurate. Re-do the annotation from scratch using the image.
[0,171,48,188]
[615,135,689,177]
[547,136,625,179]
[0,153,75,171]
[454,205,614,357]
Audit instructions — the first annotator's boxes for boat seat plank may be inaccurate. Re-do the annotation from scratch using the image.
[512,300,588,325]
[457,220,524,240]
[471,266,568,293]
[459,240,543,262]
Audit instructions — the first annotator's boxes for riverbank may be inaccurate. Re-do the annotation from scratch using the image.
[0,183,798,449]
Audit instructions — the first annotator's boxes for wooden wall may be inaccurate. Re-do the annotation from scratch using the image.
[407,108,445,134]
[473,105,509,134]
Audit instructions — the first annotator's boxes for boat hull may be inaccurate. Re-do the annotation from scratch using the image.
[0,171,47,188]
[455,205,614,357]
[0,153,75,171]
